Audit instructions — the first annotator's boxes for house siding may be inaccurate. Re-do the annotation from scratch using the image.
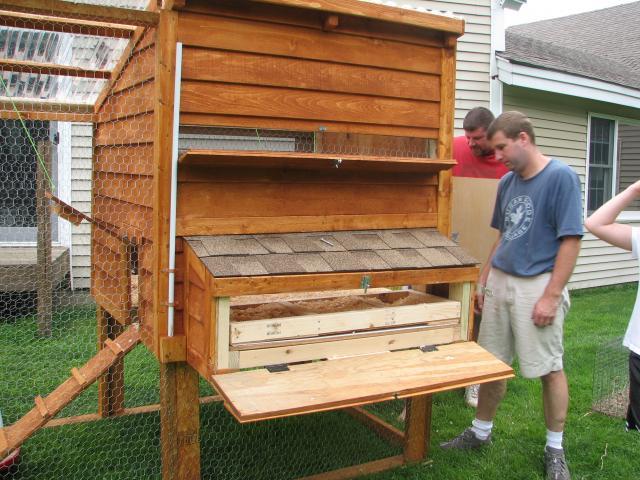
[387,0,492,132]
[70,122,93,289]
[503,84,640,289]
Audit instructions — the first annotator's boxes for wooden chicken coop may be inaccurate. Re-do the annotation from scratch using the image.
[0,1,514,479]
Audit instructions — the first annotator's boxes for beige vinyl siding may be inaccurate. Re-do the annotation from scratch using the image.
[503,85,640,289]
[394,0,492,132]
[70,122,92,289]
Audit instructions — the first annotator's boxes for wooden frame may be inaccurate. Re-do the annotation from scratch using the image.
[0,0,159,27]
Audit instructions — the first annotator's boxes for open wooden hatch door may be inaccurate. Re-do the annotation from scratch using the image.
[211,342,513,423]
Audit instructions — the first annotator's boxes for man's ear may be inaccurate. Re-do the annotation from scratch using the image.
[518,131,529,145]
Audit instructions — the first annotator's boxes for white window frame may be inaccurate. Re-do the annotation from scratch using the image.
[586,112,640,222]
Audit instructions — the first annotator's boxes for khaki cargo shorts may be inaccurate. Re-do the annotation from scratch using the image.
[478,268,570,379]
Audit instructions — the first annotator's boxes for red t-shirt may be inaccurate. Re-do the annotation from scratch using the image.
[451,136,509,179]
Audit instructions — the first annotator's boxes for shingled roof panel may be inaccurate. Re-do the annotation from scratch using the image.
[185,228,477,278]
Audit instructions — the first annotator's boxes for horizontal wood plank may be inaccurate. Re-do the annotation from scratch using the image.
[177,213,437,236]
[211,266,479,296]
[248,0,464,35]
[0,109,94,122]
[0,10,136,37]
[94,144,154,176]
[177,182,436,218]
[180,81,439,129]
[231,323,458,368]
[178,165,438,186]
[94,113,155,146]
[96,80,155,123]
[212,342,512,422]
[178,150,453,174]
[111,46,155,95]
[0,59,110,79]
[230,293,460,343]
[181,48,440,102]
[0,0,159,26]
[178,13,443,74]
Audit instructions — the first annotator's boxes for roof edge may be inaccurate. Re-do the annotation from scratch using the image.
[496,55,640,110]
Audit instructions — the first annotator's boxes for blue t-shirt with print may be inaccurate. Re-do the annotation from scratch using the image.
[491,158,583,277]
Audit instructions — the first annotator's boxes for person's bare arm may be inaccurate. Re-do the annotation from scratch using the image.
[532,236,581,327]
[475,231,502,312]
[584,180,640,251]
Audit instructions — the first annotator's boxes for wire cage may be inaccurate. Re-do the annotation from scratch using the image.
[592,336,630,419]
[0,2,514,480]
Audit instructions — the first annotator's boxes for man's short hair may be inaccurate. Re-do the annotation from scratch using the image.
[463,107,495,132]
[487,111,536,144]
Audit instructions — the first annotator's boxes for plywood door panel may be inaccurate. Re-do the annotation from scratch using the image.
[212,342,513,422]
[178,13,443,74]
[180,82,440,129]
[181,48,441,102]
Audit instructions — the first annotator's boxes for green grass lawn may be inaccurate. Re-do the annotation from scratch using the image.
[1,284,638,479]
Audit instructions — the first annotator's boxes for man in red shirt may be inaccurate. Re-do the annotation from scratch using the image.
[452,107,509,179]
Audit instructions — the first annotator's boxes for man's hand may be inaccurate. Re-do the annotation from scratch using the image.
[474,289,485,314]
[532,292,561,327]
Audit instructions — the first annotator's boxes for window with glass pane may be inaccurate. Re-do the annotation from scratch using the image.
[588,117,615,212]
[616,123,640,211]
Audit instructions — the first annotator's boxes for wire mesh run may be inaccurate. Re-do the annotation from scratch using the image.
[592,336,630,418]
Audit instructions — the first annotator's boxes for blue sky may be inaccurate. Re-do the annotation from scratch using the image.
[504,0,638,26]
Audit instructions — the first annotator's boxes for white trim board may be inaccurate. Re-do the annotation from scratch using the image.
[496,56,640,110]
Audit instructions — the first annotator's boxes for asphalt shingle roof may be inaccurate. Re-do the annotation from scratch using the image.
[499,1,640,90]
[186,228,477,278]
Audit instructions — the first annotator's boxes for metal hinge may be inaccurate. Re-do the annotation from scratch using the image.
[265,363,290,373]
[420,344,438,353]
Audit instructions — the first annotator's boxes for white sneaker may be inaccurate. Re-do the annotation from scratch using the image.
[465,384,479,408]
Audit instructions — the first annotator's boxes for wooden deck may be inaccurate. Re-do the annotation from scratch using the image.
[0,246,69,292]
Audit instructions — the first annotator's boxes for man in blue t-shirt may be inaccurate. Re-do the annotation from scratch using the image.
[441,112,582,480]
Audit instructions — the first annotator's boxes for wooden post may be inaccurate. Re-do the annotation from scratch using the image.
[160,362,201,480]
[449,281,474,341]
[151,7,178,355]
[403,394,432,463]
[36,141,52,337]
[436,34,457,238]
[97,306,126,416]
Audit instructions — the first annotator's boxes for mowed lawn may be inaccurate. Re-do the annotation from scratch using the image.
[368,284,639,480]
[1,284,638,479]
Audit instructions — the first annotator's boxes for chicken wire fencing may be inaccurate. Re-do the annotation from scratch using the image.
[0,5,447,479]
[592,336,630,419]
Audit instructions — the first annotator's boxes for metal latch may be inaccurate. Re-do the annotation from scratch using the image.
[420,344,438,353]
[265,363,290,373]
[360,275,371,294]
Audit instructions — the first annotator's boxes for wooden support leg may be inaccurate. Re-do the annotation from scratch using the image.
[403,395,432,463]
[36,142,52,337]
[160,362,201,480]
[97,307,126,417]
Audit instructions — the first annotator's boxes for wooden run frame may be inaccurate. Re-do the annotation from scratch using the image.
[0,0,159,27]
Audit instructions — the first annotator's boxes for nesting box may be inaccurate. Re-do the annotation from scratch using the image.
[88,0,514,477]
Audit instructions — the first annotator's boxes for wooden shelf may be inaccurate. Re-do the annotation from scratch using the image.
[179,150,455,173]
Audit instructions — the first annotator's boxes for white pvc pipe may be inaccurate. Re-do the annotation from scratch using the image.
[167,42,183,337]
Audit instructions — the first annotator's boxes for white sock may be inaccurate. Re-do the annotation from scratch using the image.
[471,418,493,440]
[546,429,563,450]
